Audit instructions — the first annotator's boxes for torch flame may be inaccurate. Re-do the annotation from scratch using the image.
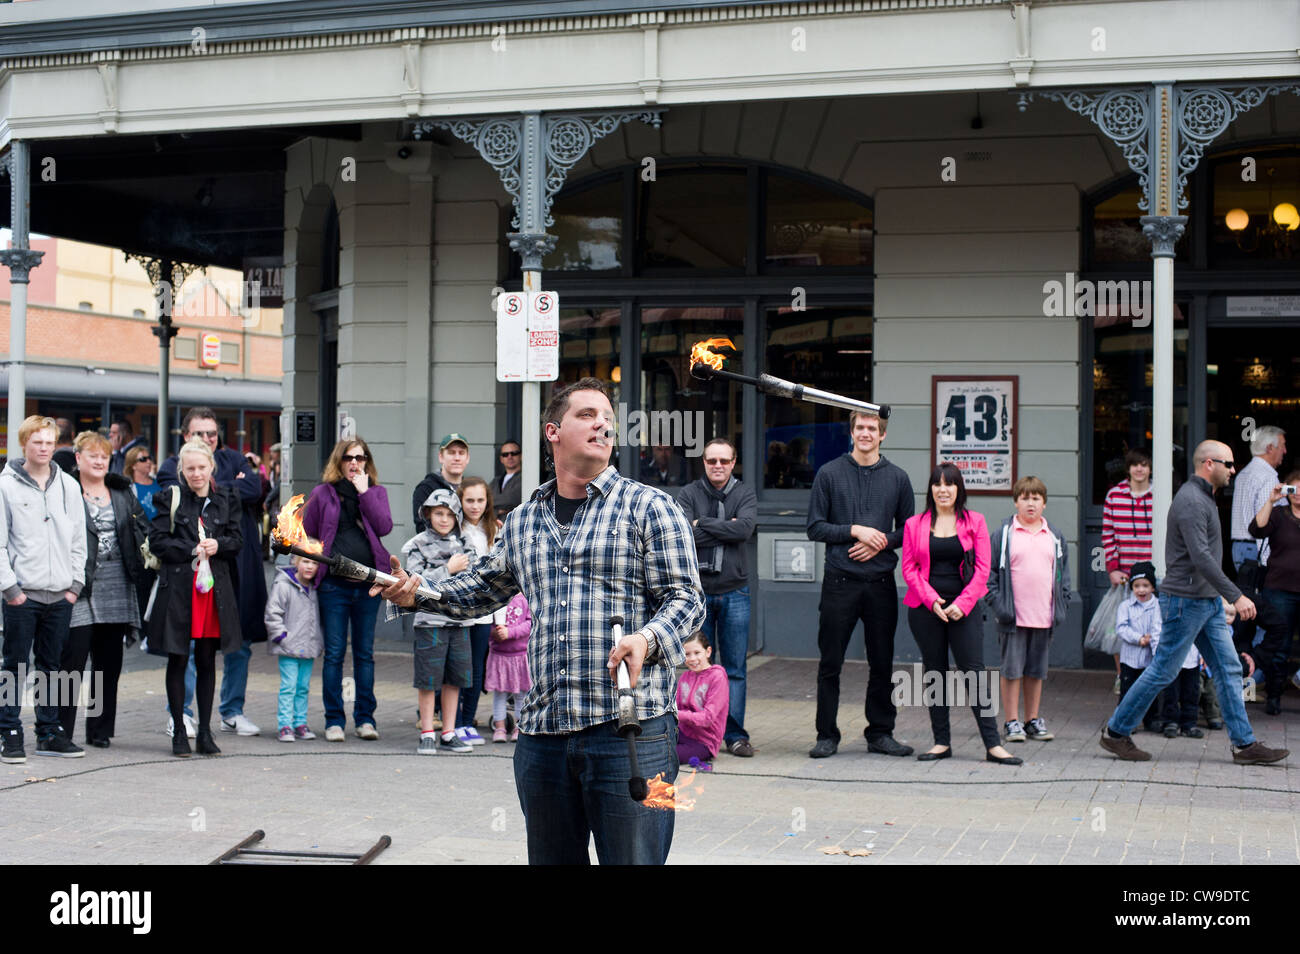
[641,770,701,812]
[271,494,323,554]
[689,337,736,373]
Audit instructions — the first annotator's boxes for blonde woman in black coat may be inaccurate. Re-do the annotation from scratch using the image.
[147,439,243,757]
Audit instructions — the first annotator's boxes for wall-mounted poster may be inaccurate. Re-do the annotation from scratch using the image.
[931,376,1017,494]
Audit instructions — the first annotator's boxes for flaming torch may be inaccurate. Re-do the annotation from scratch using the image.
[270,495,443,602]
[689,337,889,419]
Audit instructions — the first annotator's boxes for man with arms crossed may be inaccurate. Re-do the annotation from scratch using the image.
[377,378,704,864]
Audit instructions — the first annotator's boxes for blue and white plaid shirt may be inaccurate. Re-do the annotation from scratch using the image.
[408,465,705,735]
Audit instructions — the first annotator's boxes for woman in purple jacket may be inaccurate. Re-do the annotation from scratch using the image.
[302,439,394,742]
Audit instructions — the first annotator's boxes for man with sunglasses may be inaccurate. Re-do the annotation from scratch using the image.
[675,437,757,757]
[1101,440,1289,765]
[157,407,267,737]
[490,440,523,520]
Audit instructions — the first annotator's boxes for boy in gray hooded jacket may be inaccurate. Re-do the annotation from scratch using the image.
[402,488,474,755]
[265,554,324,741]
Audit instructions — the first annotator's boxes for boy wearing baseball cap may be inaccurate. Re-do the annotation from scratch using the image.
[411,434,471,532]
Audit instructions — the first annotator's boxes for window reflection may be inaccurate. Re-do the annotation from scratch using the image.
[639,306,744,487]
[765,173,873,268]
[1090,185,1189,265]
[1091,303,1189,503]
[764,307,872,489]
[1210,151,1300,266]
[639,168,748,270]
[554,306,622,397]
[550,178,621,272]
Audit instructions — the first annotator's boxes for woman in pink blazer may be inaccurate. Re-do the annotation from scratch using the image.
[901,462,1020,765]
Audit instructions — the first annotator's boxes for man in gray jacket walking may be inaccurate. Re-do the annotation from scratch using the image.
[1101,439,1288,765]
[0,415,88,762]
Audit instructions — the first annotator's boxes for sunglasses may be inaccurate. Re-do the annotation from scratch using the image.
[190,430,218,439]
[137,455,152,462]
[342,453,369,463]
[1208,458,1235,469]
[500,450,520,457]
[703,457,734,465]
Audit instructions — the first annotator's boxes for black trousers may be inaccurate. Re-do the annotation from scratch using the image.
[815,573,898,744]
[907,606,1001,749]
[1161,666,1200,729]
[1119,663,1162,729]
[58,623,126,743]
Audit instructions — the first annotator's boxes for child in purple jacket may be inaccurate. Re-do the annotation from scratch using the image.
[485,593,531,743]
[675,631,730,765]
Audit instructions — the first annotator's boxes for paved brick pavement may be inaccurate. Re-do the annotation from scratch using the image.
[1,645,1296,864]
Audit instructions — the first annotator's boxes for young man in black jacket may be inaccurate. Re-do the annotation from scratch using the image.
[676,437,758,757]
[806,410,914,759]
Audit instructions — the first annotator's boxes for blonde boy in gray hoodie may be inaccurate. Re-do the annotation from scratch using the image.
[265,554,324,742]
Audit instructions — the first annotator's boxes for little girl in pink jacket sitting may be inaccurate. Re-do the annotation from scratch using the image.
[675,631,730,766]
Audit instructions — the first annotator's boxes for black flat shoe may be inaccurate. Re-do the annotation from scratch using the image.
[172,731,192,758]
[917,748,951,761]
[195,729,221,756]
[88,738,110,749]
[986,752,1023,765]
[867,735,914,757]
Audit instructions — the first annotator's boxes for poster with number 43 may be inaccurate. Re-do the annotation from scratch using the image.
[931,376,1018,493]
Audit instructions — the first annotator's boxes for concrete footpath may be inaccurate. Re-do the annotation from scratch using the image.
[1,644,1296,865]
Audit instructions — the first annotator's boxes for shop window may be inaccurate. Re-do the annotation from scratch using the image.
[174,337,197,361]
[763,307,872,489]
[220,342,239,364]
[765,173,873,268]
[638,167,748,270]
[550,177,621,272]
[1210,150,1300,266]
[553,305,622,397]
[1091,302,1189,504]
[639,306,744,487]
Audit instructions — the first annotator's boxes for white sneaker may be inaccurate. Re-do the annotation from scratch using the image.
[325,725,345,742]
[166,716,197,739]
[456,726,487,746]
[355,723,379,740]
[221,714,261,736]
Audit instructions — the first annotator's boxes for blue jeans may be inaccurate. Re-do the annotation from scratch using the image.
[278,657,314,729]
[513,713,677,865]
[1,598,73,737]
[455,623,492,729]
[1231,541,1260,571]
[319,580,380,729]
[1260,587,1300,679]
[1109,594,1254,747]
[701,586,751,744]
[219,640,253,720]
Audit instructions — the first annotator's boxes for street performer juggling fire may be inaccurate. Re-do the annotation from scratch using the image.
[372,377,704,864]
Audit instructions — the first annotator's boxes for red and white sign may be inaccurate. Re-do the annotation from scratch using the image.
[200,333,221,368]
[527,290,559,381]
[496,292,528,382]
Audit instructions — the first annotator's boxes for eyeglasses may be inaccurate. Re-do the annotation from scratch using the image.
[500,450,520,457]
[703,457,734,466]
[341,454,369,463]
[190,430,218,439]
[1208,458,1236,469]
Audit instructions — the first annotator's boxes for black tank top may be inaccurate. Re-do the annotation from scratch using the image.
[928,533,965,602]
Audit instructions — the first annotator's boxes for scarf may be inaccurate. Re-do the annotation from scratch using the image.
[698,476,737,574]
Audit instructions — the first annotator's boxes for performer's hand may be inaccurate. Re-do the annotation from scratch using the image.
[1233,594,1256,621]
[372,555,420,607]
[608,632,649,688]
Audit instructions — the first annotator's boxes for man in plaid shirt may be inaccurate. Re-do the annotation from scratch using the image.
[375,377,705,864]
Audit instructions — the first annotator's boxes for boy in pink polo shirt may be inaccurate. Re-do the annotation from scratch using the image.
[986,476,1072,743]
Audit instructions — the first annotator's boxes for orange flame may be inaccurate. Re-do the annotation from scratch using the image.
[689,337,736,372]
[641,770,701,812]
[271,494,323,554]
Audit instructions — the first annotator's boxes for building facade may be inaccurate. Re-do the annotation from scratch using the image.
[3,0,1298,660]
